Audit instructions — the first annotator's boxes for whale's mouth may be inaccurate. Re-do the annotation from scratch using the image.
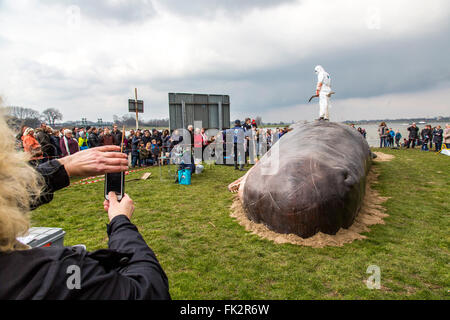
[229,158,392,248]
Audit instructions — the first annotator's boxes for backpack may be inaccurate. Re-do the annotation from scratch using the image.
[178,169,191,185]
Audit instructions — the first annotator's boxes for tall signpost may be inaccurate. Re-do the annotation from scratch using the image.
[128,88,144,130]
[134,88,139,130]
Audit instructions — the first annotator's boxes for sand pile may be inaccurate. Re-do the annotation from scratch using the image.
[373,151,395,162]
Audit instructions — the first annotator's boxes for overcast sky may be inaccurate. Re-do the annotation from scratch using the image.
[0,0,449,123]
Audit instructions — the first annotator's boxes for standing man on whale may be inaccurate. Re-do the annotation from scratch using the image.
[314,65,333,121]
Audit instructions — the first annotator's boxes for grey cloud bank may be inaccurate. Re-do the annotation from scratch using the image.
[0,0,449,123]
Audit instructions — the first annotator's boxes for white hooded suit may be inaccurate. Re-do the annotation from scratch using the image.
[314,65,332,119]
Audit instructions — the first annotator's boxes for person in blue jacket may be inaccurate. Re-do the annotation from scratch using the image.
[226,120,246,171]
[395,130,402,148]
[131,131,142,168]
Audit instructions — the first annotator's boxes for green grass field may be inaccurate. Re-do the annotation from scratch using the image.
[31,148,449,299]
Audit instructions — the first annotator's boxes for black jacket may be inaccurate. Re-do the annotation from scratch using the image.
[36,129,56,158]
[421,128,432,141]
[433,128,443,143]
[50,135,62,157]
[151,133,162,146]
[0,160,170,300]
[407,126,419,139]
[142,135,152,147]
[88,132,100,148]
[111,130,123,146]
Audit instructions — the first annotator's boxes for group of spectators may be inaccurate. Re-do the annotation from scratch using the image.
[378,122,449,151]
[377,122,403,148]
[16,123,127,165]
[349,124,368,139]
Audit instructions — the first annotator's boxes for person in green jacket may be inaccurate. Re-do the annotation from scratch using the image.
[138,141,149,167]
[78,130,89,151]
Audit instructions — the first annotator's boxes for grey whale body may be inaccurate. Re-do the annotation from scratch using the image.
[242,121,372,238]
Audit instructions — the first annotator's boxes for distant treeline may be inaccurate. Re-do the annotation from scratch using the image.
[343,117,450,125]
[3,106,63,130]
[113,114,169,128]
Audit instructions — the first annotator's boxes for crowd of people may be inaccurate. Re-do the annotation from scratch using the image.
[18,120,450,170]
[377,122,450,151]
[16,118,294,170]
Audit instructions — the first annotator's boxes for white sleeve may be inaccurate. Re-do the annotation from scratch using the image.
[317,72,324,84]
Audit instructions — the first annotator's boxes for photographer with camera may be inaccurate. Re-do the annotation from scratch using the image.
[0,114,170,300]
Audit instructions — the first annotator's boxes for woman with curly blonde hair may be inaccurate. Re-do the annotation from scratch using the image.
[0,109,42,252]
[0,101,169,300]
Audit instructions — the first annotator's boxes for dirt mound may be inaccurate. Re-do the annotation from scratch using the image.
[373,152,395,162]
[229,154,392,248]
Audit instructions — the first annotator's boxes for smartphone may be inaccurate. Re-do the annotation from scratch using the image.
[104,172,125,201]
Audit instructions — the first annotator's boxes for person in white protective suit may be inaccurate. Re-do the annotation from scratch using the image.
[314,65,333,121]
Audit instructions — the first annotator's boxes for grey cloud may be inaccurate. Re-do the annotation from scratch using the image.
[148,22,450,117]
[161,0,298,17]
[60,0,156,24]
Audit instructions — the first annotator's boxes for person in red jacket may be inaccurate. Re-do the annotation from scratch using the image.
[22,128,43,164]
[100,127,117,146]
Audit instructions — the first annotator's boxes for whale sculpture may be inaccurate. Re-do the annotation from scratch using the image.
[228,121,372,238]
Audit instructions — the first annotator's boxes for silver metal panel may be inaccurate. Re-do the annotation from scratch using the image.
[181,101,186,129]
[175,93,194,104]
[169,104,183,131]
[168,93,176,104]
[208,94,224,103]
[222,104,230,129]
[169,93,230,130]
[185,103,195,127]
[194,104,209,128]
[194,94,208,104]
[208,104,219,128]
[218,101,223,131]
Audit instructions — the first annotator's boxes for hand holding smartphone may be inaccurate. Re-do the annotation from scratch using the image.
[105,171,125,201]
[105,125,126,201]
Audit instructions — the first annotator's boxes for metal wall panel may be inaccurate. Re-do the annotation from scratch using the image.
[169,104,183,131]
[176,93,194,104]
[208,94,224,103]
[222,104,230,128]
[208,104,219,129]
[194,94,208,104]
[185,104,195,127]
[168,93,230,131]
[194,104,209,128]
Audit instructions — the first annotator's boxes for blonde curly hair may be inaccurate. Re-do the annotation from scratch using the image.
[0,98,43,252]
